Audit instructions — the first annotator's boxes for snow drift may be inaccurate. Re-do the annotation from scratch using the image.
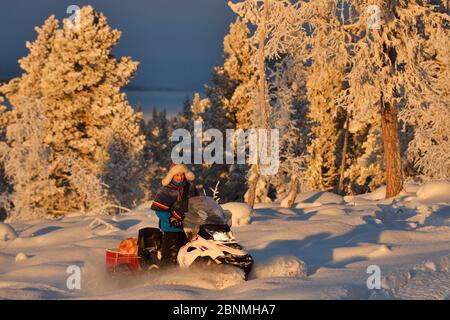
[221,202,253,226]
[416,181,450,203]
[0,222,17,241]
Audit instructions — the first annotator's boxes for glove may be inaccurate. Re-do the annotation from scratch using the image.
[171,209,185,220]
[169,216,183,229]
[169,209,185,228]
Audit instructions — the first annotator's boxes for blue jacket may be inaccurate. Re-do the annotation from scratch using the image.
[151,180,197,232]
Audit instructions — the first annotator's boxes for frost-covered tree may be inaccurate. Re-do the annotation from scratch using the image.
[0,100,110,221]
[332,0,450,196]
[296,1,349,193]
[191,93,209,123]
[220,18,257,129]
[344,119,385,194]
[141,108,173,196]
[0,97,8,135]
[172,96,193,132]
[289,0,449,197]
[147,108,172,167]
[304,63,346,193]
[0,97,10,221]
[0,96,10,196]
[269,58,309,206]
[198,18,257,202]
[0,6,145,218]
[0,100,59,220]
[201,74,237,201]
[229,0,305,206]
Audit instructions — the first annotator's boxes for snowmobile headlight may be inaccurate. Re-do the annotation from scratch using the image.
[210,230,235,242]
[199,225,235,242]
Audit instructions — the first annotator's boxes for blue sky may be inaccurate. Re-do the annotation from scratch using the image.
[0,0,236,114]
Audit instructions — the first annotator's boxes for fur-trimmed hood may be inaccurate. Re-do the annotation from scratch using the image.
[161,164,195,186]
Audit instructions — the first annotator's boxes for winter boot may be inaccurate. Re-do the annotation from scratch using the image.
[138,227,162,269]
[161,231,188,266]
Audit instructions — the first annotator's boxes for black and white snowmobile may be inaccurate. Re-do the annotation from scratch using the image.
[137,196,253,276]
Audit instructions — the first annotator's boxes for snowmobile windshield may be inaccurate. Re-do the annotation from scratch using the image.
[184,196,231,239]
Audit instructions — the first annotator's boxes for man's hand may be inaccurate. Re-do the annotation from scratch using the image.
[169,209,185,228]
[169,216,183,228]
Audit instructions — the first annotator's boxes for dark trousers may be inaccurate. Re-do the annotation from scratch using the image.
[161,231,187,265]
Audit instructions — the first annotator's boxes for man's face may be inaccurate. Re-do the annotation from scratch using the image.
[173,173,185,183]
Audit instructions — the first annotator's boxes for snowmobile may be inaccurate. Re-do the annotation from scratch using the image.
[106,196,253,276]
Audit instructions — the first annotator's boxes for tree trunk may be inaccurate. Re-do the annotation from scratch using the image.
[337,115,349,195]
[246,0,270,208]
[245,164,260,207]
[258,0,270,132]
[285,175,299,208]
[380,93,403,198]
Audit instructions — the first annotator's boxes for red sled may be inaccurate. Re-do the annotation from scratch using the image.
[105,249,141,275]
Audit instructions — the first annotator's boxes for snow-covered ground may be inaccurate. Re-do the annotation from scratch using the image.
[1,181,449,300]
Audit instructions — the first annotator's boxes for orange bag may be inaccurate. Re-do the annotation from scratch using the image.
[118,238,138,255]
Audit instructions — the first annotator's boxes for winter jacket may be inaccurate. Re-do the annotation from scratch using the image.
[150,180,198,232]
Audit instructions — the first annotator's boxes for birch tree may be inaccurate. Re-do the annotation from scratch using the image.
[298,0,448,197]
[229,0,305,207]
[335,0,449,197]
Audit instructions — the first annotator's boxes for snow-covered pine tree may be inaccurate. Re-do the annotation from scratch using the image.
[297,1,349,193]
[220,18,257,130]
[142,108,173,196]
[0,100,63,220]
[199,17,257,202]
[304,63,346,193]
[0,6,145,217]
[269,57,309,206]
[0,97,8,136]
[0,102,112,221]
[174,96,193,131]
[344,118,385,194]
[0,96,11,221]
[201,71,236,201]
[191,93,209,123]
[0,96,10,197]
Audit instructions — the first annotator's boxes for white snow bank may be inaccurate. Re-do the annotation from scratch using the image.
[357,186,387,200]
[416,181,450,202]
[221,202,253,227]
[251,256,307,279]
[0,222,17,241]
[315,207,347,216]
[403,183,421,194]
[88,218,120,235]
[332,244,391,263]
[293,191,344,207]
[344,186,387,205]
[294,202,323,209]
[15,253,28,263]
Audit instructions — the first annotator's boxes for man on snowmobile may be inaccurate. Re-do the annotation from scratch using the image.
[150,164,198,265]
